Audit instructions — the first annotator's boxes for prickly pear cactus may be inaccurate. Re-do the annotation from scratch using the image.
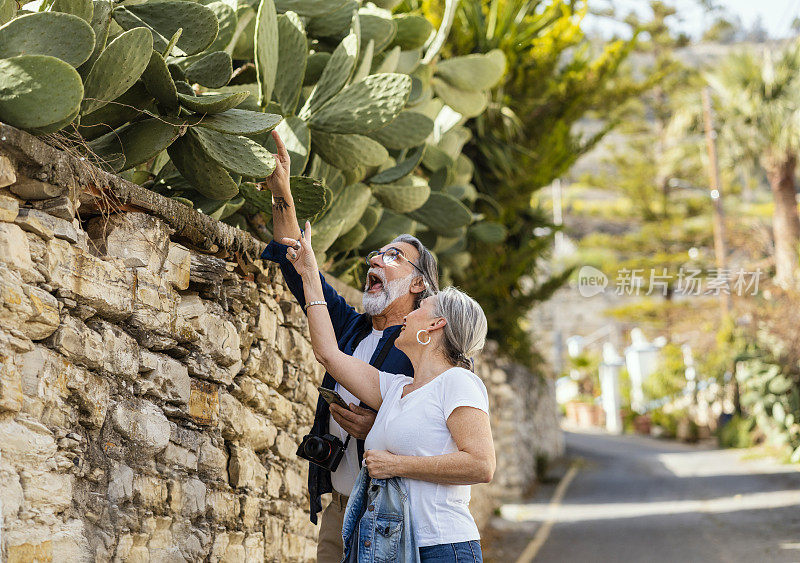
[0,0,508,285]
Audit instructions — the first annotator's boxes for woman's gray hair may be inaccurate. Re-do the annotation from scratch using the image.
[434,287,487,371]
[390,234,439,307]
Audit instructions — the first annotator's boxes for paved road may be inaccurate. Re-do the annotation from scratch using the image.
[485,430,800,563]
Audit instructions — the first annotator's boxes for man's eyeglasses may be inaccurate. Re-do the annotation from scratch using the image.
[366,247,426,279]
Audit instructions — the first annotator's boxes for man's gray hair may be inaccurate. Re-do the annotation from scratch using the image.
[434,287,487,371]
[390,234,439,307]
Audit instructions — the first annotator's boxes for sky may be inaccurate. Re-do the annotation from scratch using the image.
[586,0,800,40]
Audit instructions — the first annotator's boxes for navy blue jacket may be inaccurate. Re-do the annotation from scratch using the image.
[261,240,414,523]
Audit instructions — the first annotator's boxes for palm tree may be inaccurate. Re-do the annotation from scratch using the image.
[709,43,800,288]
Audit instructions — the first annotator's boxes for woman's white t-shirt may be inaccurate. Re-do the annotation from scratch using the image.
[363,367,490,547]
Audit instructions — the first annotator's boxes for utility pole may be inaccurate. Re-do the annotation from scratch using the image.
[702,86,732,314]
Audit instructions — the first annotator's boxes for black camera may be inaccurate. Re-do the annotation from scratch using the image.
[296,433,347,471]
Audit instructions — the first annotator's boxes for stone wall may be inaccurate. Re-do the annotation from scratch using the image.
[0,125,561,561]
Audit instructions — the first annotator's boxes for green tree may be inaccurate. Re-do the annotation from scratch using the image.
[709,42,800,288]
[415,0,649,365]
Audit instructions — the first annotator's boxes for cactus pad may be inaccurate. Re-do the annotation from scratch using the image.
[203,1,237,52]
[469,222,507,244]
[113,1,219,56]
[274,11,307,115]
[301,30,358,118]
[431,77,488,118]
[366,110,433,150]
[177,91,249,114]
[192,128,277,179]
[361,209,416,249]
[422,143,454,172]
[51,0,93,22]
[81,27,153,115]
[359,9,395,54]
[275,0,348,17]
[330,223,368,253]
[142,50,179,111]
[255,0,278,106]
[391,14,433,50]
[312,131,389,169]
[435,49,506,92]
[289,175,330,222]
[167,133,240,200]
[0,13,95,67]
[116,118,179,170]
[309,73,411,134]
[304,52,331,85]
[185,51,233,89]
[360,205,383,235]
[197,109,282,135]
[372,176,430,213]
[324,182,372,234]
[0,55,84,130]
[306,0,356,39]
[368,145,424,184]
[406,192,472,233]
[87,129,126,172]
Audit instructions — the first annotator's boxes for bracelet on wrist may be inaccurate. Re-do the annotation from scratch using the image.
[304,300,326,313]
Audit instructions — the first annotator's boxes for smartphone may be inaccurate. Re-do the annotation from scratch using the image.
[318,387,351,410]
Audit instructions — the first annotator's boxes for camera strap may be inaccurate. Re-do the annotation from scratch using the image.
[355,328,400,464]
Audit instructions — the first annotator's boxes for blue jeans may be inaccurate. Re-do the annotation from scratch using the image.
[418,540,483,562]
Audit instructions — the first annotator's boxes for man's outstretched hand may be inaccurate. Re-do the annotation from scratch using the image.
[259,130,291,198]
[330,403,378,440]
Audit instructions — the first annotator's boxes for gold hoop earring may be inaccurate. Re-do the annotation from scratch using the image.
[416,329,431,345]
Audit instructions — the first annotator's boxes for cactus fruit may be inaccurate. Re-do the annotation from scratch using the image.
[192,128,277,179]
[255,0,278,107]
[115,118,179,170]
[196,109,282,136]
[312,132,389,169]
[113,1,219,56]
[275,0,349,17]
[372,175,430,213]
[81,28,153,115]
[185,51,233,89]
[0,13,95,67]
[369,145,424,184]
[0,55,84,130]
[435,49,506,92]
[177,91,249,114]
[406,192,471,233]
[142,50,179,111]
[431,77,488,118]
[274,11,307,115]
[168,134,240,200]
[301,29,359,118]
[391,14,433,50]
[366,110,433,150]
[309,73,411,134]
[51,0,93,22]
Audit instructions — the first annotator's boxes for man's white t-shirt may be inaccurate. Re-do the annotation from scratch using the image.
[364,367,490,547]
[329,328,384,496]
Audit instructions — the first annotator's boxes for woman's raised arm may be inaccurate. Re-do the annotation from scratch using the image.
[282,223,383,410]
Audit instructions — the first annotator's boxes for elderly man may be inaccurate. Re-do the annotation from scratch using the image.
[259,131,439,562]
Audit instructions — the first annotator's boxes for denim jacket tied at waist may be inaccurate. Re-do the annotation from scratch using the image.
[341,466,419,563]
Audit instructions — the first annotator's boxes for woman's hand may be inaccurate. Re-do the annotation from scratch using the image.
[280,221,318,278]
[258,130,291,198]
[363,450,401,479]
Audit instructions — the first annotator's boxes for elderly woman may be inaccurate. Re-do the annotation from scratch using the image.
[283,223,495,563]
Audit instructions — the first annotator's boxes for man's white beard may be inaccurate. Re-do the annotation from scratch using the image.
[362,271,414,317]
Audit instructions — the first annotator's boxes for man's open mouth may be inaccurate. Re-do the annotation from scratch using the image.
[367,272,384,294]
